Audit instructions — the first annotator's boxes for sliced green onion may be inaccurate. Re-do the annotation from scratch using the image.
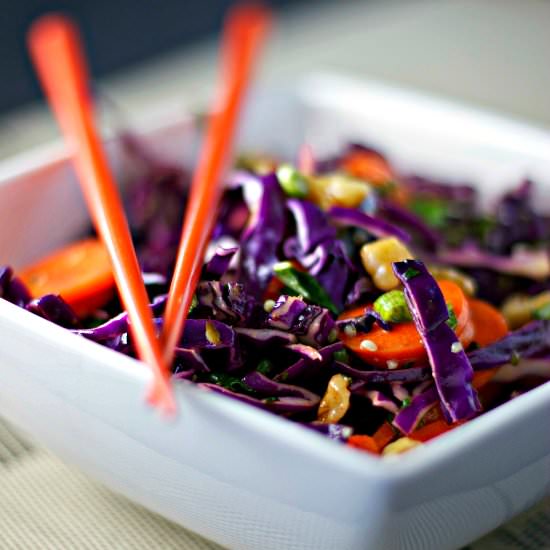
[373,290,412,323]
[273,261,338,314]
[276,164,309,198]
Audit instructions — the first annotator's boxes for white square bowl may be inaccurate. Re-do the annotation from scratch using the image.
[1,74,550,550]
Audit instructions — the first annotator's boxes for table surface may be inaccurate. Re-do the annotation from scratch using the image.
[1,0,550,548]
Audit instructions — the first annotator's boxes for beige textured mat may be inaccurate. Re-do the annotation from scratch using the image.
[0,425,222,550]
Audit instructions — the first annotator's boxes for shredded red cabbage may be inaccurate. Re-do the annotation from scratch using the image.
[394,260,481,422]
[328,205,411,243]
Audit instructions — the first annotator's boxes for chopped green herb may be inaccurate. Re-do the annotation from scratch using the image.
[472,216,496,242]
[257,359,273,375]
[273,261,339,314]
[373,290,412,323]
[263,396,279,404]
[510,350,521,366]
[401,397,411,408]
[206,372,254,394]
[189,294,198,314]
[403,267,420,281]
[410,197,449,227]
[333,349,350,363]
[446,303,458,330]
[83,317,107,329]
[534,302,550,320]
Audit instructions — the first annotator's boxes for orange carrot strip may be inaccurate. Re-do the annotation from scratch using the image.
[19,238,115,317]
[347,434,380,454]
[372,421,396,449]
[348,422,396,454]
[410,419,457,442]
[341,150,394,185]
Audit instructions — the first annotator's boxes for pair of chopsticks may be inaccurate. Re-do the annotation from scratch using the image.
[28,5,272,414]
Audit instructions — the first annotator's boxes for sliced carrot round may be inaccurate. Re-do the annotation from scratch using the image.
[467,299,508,390]
[468,298,509,347]
[339,280,471,368]
[472,368,499,390]
[19,238,115,317]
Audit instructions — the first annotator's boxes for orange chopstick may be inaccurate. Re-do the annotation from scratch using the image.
[28,15,175,414]
[161,4,272,363]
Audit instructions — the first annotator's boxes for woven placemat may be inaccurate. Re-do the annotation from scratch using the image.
[0,419,547,550]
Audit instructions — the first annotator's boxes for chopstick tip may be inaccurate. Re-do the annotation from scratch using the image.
[147,377,178,417]
[28,12,76,41]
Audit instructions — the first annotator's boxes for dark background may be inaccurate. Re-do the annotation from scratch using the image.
[0,0,305,114]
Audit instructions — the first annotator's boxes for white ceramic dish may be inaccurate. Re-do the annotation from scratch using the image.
[1,74,550,550]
